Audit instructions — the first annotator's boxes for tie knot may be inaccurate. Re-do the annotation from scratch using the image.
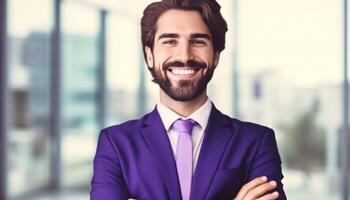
[172,119,196,134]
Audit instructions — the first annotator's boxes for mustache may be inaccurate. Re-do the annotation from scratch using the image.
[163,60,207,70]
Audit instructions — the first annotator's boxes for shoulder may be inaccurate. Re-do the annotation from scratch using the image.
[99,112,152,139]
[228,117,278,149]
[213,107,274,135]
[217,114,281,158]
[215,108,275,141]
[232,118,274,134]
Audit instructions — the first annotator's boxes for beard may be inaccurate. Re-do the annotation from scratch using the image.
[149,59,215,102]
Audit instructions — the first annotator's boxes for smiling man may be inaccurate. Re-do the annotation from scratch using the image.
[90,0,287,200]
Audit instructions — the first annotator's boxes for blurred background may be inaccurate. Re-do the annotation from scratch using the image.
[0,0,349,199]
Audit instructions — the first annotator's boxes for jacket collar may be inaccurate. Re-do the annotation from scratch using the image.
[141,105,236,200]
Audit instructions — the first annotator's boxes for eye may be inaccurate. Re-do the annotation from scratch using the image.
[163,40,177,45]
[191,39,206,46]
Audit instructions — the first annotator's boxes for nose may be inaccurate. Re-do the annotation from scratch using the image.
[176,42,194,63]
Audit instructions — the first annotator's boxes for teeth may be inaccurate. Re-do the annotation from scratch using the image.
[172,69,194,75]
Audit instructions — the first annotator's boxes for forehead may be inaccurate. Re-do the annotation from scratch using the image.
[155,9,210,38]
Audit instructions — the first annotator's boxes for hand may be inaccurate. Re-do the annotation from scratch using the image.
[233,176,279,200]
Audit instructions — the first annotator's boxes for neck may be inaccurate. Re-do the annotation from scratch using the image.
[159,89,208,117]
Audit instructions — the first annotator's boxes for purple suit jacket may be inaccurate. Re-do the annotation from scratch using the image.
[90,105,287,200]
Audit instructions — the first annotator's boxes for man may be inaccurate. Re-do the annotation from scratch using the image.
[91,0,287,199]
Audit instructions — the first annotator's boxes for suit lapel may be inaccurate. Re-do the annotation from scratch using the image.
[190,105,235,200]
[140,107,181,200]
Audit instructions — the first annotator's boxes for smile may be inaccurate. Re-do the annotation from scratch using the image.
[172,69,195,75]
[167,67,200,78]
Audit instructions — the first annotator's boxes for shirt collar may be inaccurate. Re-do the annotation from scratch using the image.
[157,98,212,131]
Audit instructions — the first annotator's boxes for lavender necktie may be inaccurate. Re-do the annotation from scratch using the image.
[172,119,196,200]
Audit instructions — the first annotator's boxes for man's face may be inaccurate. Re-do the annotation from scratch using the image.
[145,9,220,101]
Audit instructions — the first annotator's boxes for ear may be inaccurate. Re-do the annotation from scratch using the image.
[213,52,220,68]
[145,46,154,69]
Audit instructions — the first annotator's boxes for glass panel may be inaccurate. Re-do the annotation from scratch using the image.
[145,68,159,111]
[7,0,53,197]
[346,1,350,199]
[61,0,100,188]
[207,0,235,114]
[238,0,342,199]
[106,14,141,125]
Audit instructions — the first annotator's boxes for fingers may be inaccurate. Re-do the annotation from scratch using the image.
[234,176,268,200]
[234,176,279,200]
[256,191,279,200]
[243,180,278,200]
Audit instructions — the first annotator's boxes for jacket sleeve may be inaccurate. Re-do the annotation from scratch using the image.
[248,129,287,200]
[90,129,129,200]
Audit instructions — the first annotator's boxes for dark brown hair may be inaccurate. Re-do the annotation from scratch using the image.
[141,0,228,60]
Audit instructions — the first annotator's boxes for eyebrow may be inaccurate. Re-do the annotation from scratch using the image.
[158,33,179,40]
[158,33,211,40]
[190,33,211,40]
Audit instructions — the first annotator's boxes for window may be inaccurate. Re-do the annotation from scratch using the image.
[61,0,100,188]
[106,13,142,125]
[7,0,53,197]
[237,0,342,199]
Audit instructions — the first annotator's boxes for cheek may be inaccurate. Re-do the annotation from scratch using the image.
[197,51,215,65]
[154,50,172,66]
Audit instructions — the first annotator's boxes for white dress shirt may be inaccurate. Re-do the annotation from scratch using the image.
[157,98,212,174]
